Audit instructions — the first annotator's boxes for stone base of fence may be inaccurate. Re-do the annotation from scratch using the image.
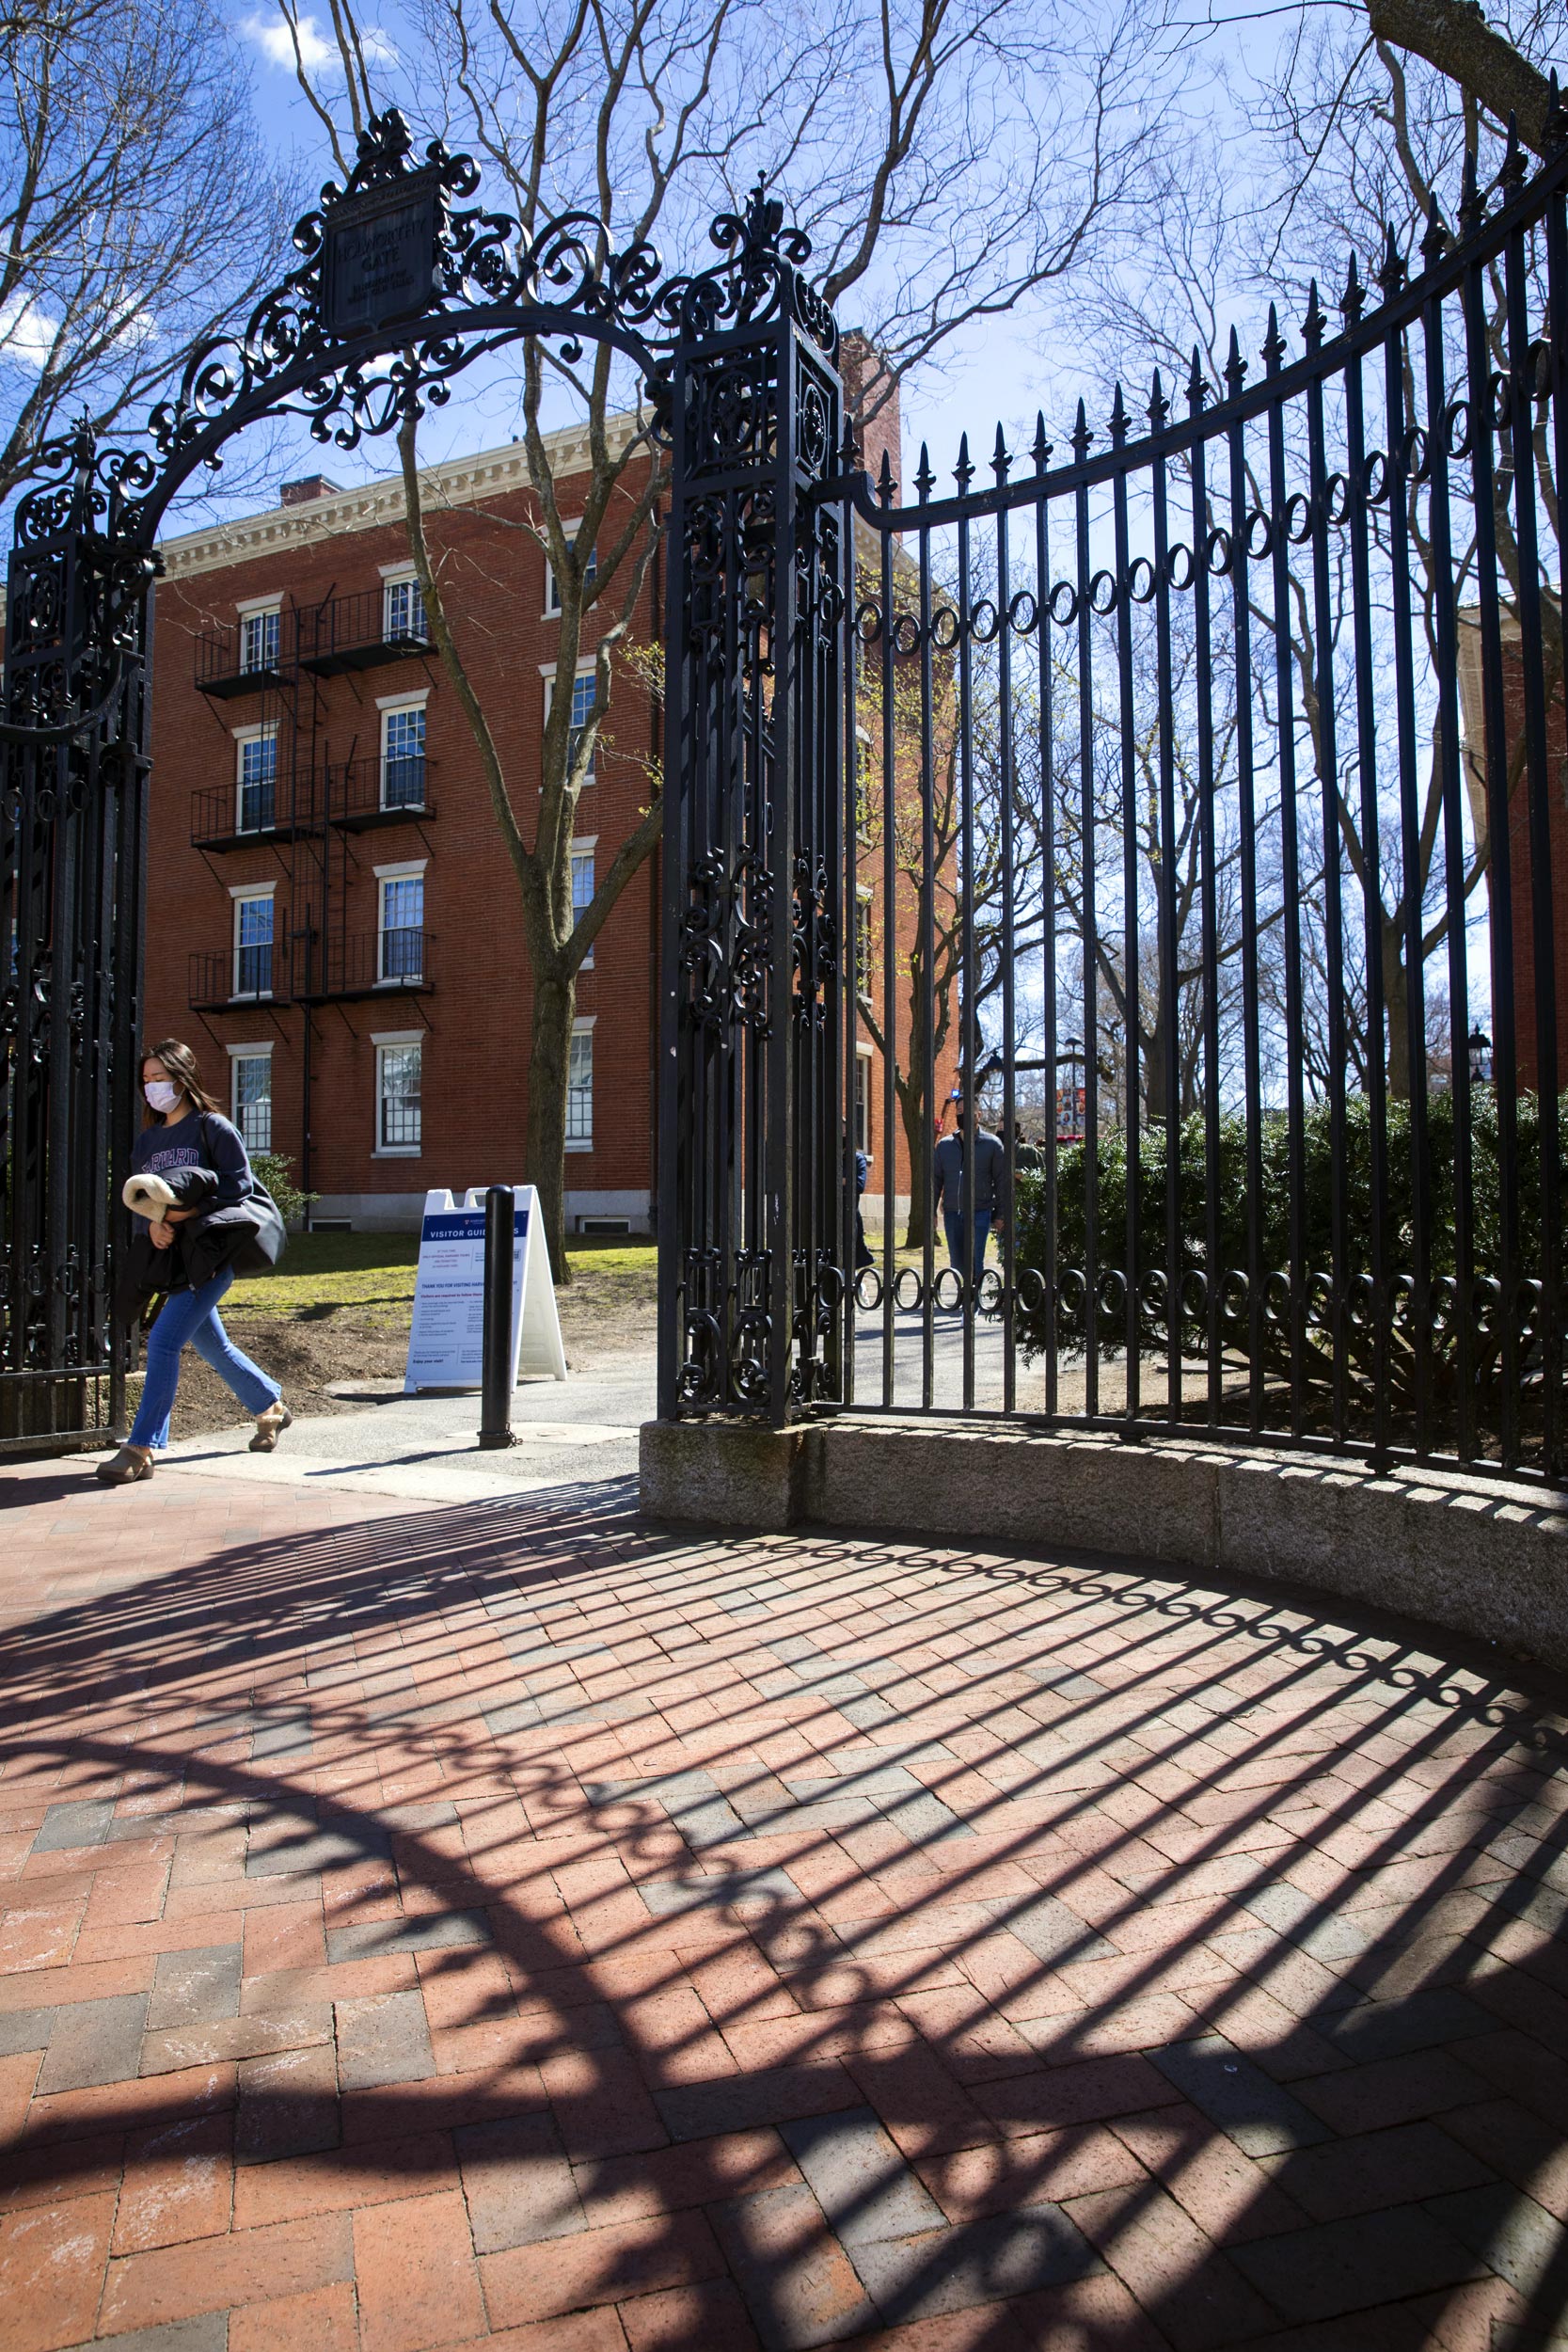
[639,1417,1568,1672]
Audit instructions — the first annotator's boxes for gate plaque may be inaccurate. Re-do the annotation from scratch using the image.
[323,171,442,339]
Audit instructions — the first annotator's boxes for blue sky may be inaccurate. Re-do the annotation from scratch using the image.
[196,2,1254,525]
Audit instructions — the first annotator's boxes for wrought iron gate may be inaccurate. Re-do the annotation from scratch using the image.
[664,121,1568,1491]
[0,111,830,1450]
[7,103,1568,1489]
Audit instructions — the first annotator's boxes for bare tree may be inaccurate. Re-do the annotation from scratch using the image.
[854,552,1055,1245]
[1068,28,1561,1111]
[0,0,287,502]
[268,0,1183,1276]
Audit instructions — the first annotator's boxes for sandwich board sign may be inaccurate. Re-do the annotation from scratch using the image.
[404,1184,567,1393]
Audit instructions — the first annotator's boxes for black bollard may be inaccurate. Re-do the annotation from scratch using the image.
[477,1184,517,1449]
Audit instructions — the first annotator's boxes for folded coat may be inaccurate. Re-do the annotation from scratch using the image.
[116,1164,263,1320]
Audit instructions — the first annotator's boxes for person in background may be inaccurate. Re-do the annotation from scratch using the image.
[95,1040,289,1486]
[933,1088,1006,1295]
[854,1142,874,1269]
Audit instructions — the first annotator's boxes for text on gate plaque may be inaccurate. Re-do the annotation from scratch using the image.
[323,173,442,339]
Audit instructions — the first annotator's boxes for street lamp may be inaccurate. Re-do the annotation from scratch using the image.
[1467,1025,1493,1087]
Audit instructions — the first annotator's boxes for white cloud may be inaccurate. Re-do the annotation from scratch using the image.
[241,12,397,75]
[0,295,58,371]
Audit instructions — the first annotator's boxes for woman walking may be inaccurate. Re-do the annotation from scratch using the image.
[96,1040,290,1486]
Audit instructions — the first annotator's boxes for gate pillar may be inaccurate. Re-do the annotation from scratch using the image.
[657,186,849,1426]
[1,434,153,1449]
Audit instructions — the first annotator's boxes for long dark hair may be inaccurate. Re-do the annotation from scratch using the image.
[141,1038,222,1125]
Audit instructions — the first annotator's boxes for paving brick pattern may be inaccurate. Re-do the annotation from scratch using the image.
[2,1458,1567,2348]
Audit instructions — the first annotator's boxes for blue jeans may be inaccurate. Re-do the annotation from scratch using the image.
[130,1267,279,1449]
[943,1210,992,1290]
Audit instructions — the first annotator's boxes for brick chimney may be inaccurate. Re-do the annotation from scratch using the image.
[839,331,902,501]
[279,474,340,507]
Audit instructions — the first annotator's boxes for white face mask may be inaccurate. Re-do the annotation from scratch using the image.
[144,1079,182,1115]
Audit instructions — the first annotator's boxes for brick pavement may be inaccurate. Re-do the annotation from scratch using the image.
[2,1454,1567,2349]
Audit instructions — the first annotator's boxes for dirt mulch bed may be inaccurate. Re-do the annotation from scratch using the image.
[142,1256,656,1443]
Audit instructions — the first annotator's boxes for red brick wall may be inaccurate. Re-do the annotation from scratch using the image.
[145,449,661,1225]
[1501,669,1568,1095]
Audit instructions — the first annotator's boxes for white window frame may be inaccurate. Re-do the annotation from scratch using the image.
[227,1042,274,1155]
[232,721,278,834]
[540,660,597,787]
[379,562,427,644]
[570,834,597,970]
[374,858,426,986]
[230,882,277,1003]
[855,882,874,998]
[854,1042,874,1159]
[376,691,429,812]
[566,1013,594,1152]
[372,1030,423,1158]
[235,594,282,676]
[543,521,598,617]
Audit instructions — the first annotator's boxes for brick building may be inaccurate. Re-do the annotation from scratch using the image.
[145,416,664,1232]
[144,368,928,1236]
[1458,619,1568,1093]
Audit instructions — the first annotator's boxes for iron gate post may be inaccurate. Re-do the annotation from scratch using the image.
[1,434,152,1451]
[657,186,848,1427]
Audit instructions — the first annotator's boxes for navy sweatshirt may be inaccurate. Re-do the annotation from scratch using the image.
[131,1110,253,1226]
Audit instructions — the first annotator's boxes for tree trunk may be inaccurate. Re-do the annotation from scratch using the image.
[524,956,576,1281]
[1384,931,1412,1104]
[1364,0,1556,153]
[899,1082,931,1249]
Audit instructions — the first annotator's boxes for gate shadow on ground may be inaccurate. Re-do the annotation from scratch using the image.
[1,1473,1567,2347]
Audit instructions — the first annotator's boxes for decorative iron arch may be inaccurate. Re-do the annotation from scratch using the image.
[2,107,851,1446]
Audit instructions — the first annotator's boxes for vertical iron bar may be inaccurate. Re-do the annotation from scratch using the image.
[1462,200,1521,1470]
[1148,375,1182,1424]
[918,453,938,1409]
[1111,389,1142,1430]
[1419,213,1477,1466]
[995,436,1018,1412]
[956,442,977,1411]
[1035,421,1059,1418]
[1503,183,1561,1479]
[1265,313,1309,1441]
[1188,361,1224,1426]
[1381,240,1435,1462]
[1225,334,1266,1440]
[1343,261,1393,1468]
[1074,404,1100,1421]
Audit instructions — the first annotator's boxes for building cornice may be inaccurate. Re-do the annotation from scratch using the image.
[156,409,648,589]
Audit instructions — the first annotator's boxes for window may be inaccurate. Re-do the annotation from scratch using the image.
[543,664,598,784]
[571,842,594,969]
[240,608,279,674]
[855,729,873,839]
[855,885,873,996]
[376,1040,421,1152]
[855,1048,872,1156]
[381,705,426,810]
[233,892,274,998]
[230,1051,272,1152]
[379,871,424,981]
[236,726,277,833]
[545,532,597,615]
[567,1023,593,1147]
[384,574,426,643]
[561,670,595,783]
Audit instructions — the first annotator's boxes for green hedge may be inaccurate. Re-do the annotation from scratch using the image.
[1012,1090,1565,1409]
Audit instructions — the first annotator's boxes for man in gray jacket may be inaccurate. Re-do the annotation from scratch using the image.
[932,1089,1006,1293]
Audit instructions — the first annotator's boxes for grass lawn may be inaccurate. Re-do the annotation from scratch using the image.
[230,1230,657,1328]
